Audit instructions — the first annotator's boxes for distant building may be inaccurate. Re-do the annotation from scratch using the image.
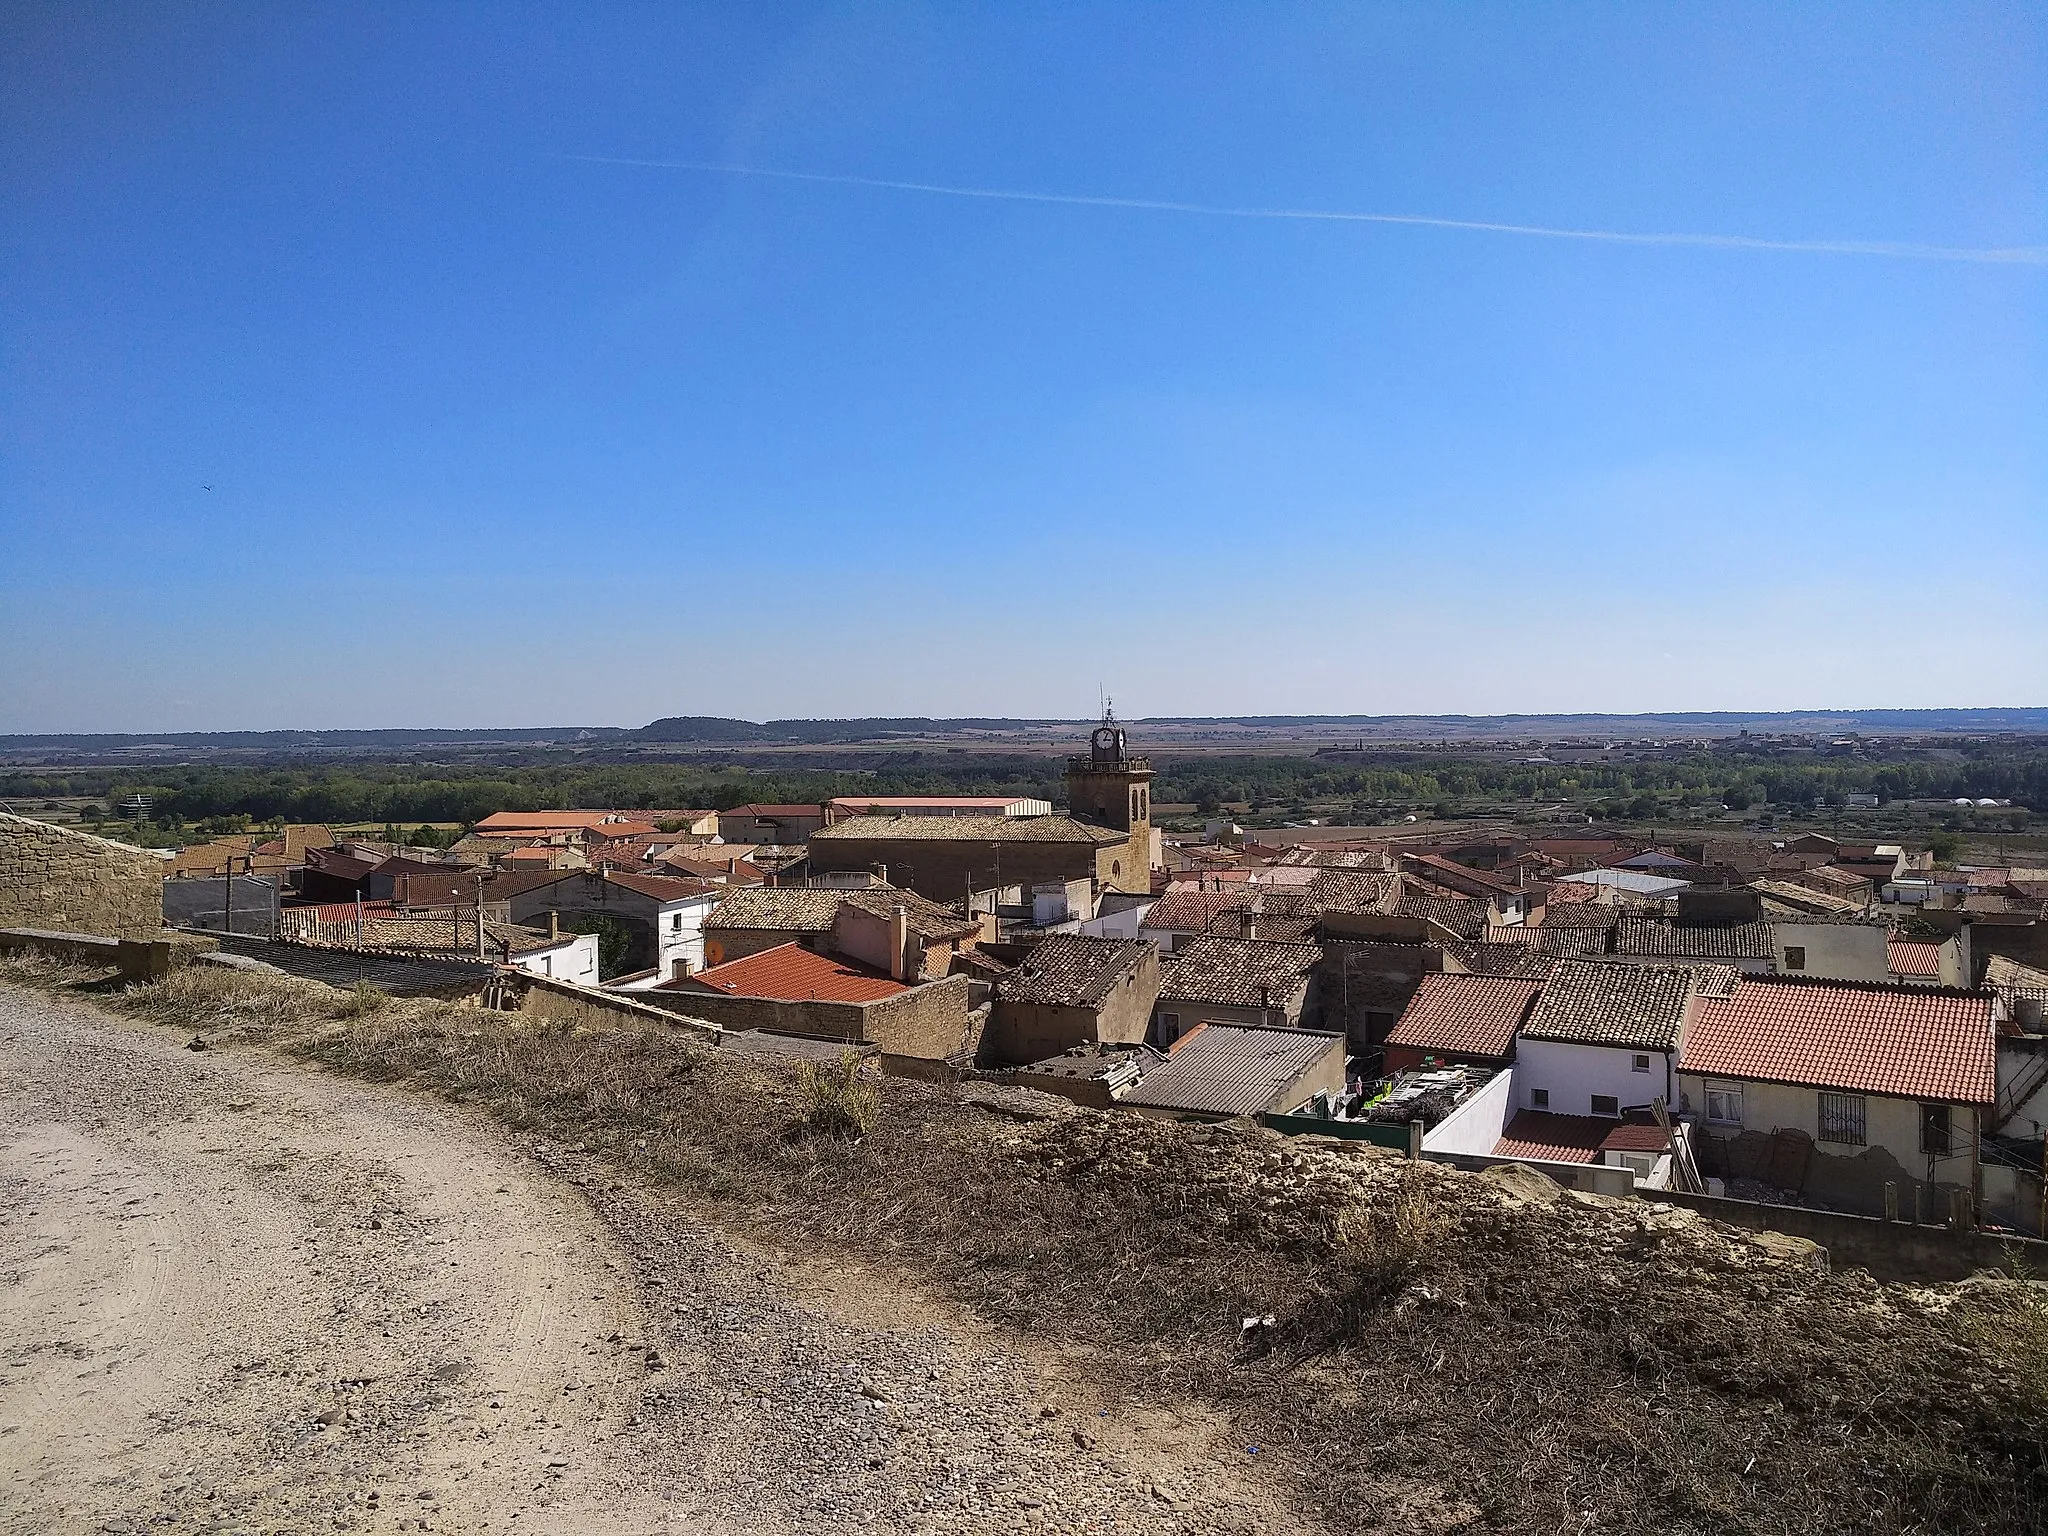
[716,804,827,846]
[827,795,1052,821]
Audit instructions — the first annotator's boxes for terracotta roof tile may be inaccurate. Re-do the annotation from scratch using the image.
[1386,973,1543,1060]
[1887,939,1942,978]
[670,942,909,1004]
[1680,977,1994,1104]
[1493,1110,1671,1164]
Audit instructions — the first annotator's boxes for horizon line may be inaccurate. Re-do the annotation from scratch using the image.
[561,156,2048,268]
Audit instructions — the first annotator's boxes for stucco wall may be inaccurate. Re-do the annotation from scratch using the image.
[1775,922,1890,983]
[1516,1037,1675,1117]
[1679,1073,1980,1218]
[0,814,165,939]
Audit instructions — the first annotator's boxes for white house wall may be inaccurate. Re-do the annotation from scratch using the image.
[1516,1038,1675,1119]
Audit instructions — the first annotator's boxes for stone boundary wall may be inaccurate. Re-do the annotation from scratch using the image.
[0,814,165,940]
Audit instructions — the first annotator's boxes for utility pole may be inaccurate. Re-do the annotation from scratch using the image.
[222,853,234,936]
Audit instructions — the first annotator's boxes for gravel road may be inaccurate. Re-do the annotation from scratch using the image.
[0,985,1310,1536]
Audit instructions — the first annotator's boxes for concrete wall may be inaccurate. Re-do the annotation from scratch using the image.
[1152,980,1311,1044]
[165,874,280,938]
[1422,1067,1515,1156]
[1650,1189,2048,1283]
[1425,1149,1638,1198]
[0,814,165,939]
[1517,1037,1675,1118]
[1680,1073,1980,1219]
[1775,922,1890,983]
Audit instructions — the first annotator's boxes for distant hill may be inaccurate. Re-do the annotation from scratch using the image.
[5,707,2044,756]
[0,727,629,750]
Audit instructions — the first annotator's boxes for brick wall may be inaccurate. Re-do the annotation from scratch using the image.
[0,813,165,939]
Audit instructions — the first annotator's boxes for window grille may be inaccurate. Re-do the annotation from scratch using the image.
[1818,1092,1866,1145]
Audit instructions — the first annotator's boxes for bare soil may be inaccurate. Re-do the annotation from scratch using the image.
[0,981,1310,1535]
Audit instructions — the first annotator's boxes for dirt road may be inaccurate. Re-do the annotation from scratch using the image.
[0,985,1307,1536]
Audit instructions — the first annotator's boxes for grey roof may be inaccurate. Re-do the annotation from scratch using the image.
[996,933,1152,1008]
[1389,889,1490,938]
[1446,941,1557,979]
[1120,1023,1343,1117]
[202,932,493,997]
[1522,959,1737,1051]
[810,814,1122,845]
[1158,937,1323,1009]
[1614,914,1774,960]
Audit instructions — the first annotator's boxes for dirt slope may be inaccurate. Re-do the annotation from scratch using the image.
[0,984,1306,1535]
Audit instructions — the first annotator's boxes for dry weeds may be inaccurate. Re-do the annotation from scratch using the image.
[13,960,2047,1535]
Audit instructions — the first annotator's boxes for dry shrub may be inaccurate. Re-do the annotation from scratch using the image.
[339,980,388,1017]
[0,950,108,989]
[8,960,2044,1534]
[796,1052,880,1139]
[117,964,341,1042]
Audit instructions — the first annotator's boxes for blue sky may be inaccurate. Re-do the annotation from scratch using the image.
[2,3,2043,730]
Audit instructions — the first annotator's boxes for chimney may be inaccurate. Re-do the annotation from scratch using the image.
[673,957,692,981]
[890,904,910,982]
[548,909,560,942]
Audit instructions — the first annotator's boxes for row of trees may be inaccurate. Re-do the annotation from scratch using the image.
[7,743,2043,831]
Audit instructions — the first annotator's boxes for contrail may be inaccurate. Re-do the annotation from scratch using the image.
[562,154,2048,266]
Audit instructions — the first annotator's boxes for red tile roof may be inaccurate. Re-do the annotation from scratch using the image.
[674,942,908,1003]
[1493,1110,1671,1164]
[474,812,620,832]
[588,821,660,841]
[1385,973,1544,1061]
[1887,939,1942,978]
[1679,978,1994,1105]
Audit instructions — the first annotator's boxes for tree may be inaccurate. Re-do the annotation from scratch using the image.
[564,913,634,979]
[1723,785,1754,811]
[1927,831,1962,864]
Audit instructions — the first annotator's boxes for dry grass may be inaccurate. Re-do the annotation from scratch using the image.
[796,1052,881,1139]
[13,961,2047,1535]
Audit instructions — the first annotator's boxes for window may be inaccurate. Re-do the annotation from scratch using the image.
[1783,945,1806,971]
[1819,1092,1867,1146]
[1631,1053,1651,1073]
[1920,1103,1952,1156]
[1704,1084,1743,1126]
[1531,1088,1549,1109]
[671,914,683,931]
[1590,1095,1620,1118]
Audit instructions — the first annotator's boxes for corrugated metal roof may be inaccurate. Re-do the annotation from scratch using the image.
[1120,1023,1342,1117]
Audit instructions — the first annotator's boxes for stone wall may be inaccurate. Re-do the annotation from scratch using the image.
[0,814,165,939]
[637,973,975,1060]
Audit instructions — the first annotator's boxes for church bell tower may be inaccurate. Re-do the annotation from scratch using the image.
[1066,704,1154,893]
